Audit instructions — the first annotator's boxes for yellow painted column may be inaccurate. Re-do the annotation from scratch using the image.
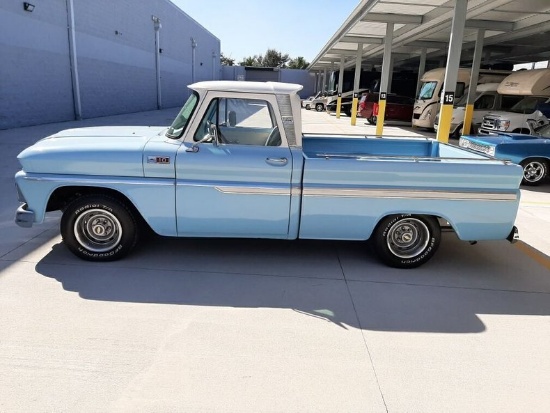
[375,94,387,136]
[351,95,358,126]
[335,95,342,119]
[462,103,474,135]
[436,98,454,143]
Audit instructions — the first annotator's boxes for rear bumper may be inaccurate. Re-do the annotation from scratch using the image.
[15,203,35,228]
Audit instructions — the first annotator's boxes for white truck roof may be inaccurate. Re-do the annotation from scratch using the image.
[189,81,303,95]
[497,68,550,96]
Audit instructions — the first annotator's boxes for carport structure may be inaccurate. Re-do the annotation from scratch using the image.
[308,0,550,141]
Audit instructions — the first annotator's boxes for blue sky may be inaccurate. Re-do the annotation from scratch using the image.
[172,0,359,64]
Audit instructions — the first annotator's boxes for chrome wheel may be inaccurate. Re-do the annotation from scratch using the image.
[386,218,430,259]
[74,208,123,253]
[522,160,547,185]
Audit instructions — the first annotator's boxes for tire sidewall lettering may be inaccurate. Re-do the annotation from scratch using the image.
[74,203,113,216]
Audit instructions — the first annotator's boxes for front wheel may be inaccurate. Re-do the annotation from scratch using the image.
[315,103,324,112]
[521,158,548,186]
[372,214,441,269]
[60,194,139,261]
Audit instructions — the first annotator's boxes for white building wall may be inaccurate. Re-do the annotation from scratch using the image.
[0,0,220,129]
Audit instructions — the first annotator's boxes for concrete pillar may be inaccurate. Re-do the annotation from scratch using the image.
[463,29,485,135]
[436,0,467,143]
[351,43,363,126]
[336,57,345,119]
[376,22,394,136]
[416,48,427,97]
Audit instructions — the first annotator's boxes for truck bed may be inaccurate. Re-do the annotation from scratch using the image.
[298,135,522,241]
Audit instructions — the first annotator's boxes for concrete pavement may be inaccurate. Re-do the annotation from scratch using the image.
[0,107,549,412]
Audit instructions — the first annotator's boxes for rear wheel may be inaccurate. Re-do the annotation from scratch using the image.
[60,194,139,261]
[315,103,324,112]
[521,158,548,186]
[372,214,441,268]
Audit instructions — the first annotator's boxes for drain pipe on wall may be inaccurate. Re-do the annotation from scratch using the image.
[152,16,162,110]
[191,37,197,84]
[66,0,82,120]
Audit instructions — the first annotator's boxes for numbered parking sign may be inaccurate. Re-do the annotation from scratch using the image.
[443,91,454,105]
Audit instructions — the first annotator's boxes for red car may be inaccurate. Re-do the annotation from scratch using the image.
[359,92,415,125]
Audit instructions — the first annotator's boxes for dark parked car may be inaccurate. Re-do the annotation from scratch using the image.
[359,92,415,125]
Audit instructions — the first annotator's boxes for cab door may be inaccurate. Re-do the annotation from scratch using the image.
[175,93,293,238]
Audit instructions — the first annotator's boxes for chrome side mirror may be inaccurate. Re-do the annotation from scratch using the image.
[209,123,219,147]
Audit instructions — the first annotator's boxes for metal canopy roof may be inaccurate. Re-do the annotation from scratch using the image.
[308,0,550,71]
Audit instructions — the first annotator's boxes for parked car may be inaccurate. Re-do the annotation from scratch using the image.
[302,92,323,110]
[325,89,369,116]
[309,93,331,112]
[459,124,550,185]
[359,92,415,125]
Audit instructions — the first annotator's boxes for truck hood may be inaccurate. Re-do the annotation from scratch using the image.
[18,126,168,176]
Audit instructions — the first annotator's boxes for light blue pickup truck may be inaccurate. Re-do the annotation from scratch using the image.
[15,81,522,268]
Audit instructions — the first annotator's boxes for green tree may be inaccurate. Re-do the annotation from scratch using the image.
[262,48,290,68]
[288,56,309,69]
[220,52,235,66]
[239,54,263,67]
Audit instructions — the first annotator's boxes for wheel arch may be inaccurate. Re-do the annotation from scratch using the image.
[371,212,444,234]
[47,186,152,232]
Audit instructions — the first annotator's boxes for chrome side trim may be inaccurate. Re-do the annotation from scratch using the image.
[215,186,289,196]
[303,187,518,202]
[315,153,512,164]
[20,174,174,187]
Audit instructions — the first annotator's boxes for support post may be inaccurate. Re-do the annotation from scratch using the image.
[336,57,345,119]
[463,29,485,135]
[376,23,394,136]
[436,0,467,143]
[351,43,363,126]
[416,48,427,97]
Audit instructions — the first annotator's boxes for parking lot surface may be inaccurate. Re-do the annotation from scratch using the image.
[1,108,549,412]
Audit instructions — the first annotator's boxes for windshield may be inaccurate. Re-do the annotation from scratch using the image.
[166,92,199,138]
[509,96,549,114]
[417,81,437,100]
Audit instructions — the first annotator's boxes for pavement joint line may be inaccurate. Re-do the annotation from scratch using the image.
[346,278,550,295]
[514,241,550,271]
[336,247,389,413]
[0,227,55,260]
[7,259,346,282]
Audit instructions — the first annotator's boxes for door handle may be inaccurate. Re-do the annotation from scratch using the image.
[266,157,288,166]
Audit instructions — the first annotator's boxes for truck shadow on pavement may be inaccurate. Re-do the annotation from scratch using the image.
[35,234,550,334]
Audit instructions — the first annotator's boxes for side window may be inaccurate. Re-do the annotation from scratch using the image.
[474,94,496,110]
[194,97,280,146]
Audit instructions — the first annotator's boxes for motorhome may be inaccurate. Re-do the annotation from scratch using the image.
[434,83,524,138]
[479,68,550,135]
[412,68,510,130]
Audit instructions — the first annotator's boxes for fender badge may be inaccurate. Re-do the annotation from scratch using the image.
[148,156,171,164]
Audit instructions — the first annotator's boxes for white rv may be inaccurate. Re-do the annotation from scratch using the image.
[412,68,510,130]
[434,83,524,138]
[479,68,550,135]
